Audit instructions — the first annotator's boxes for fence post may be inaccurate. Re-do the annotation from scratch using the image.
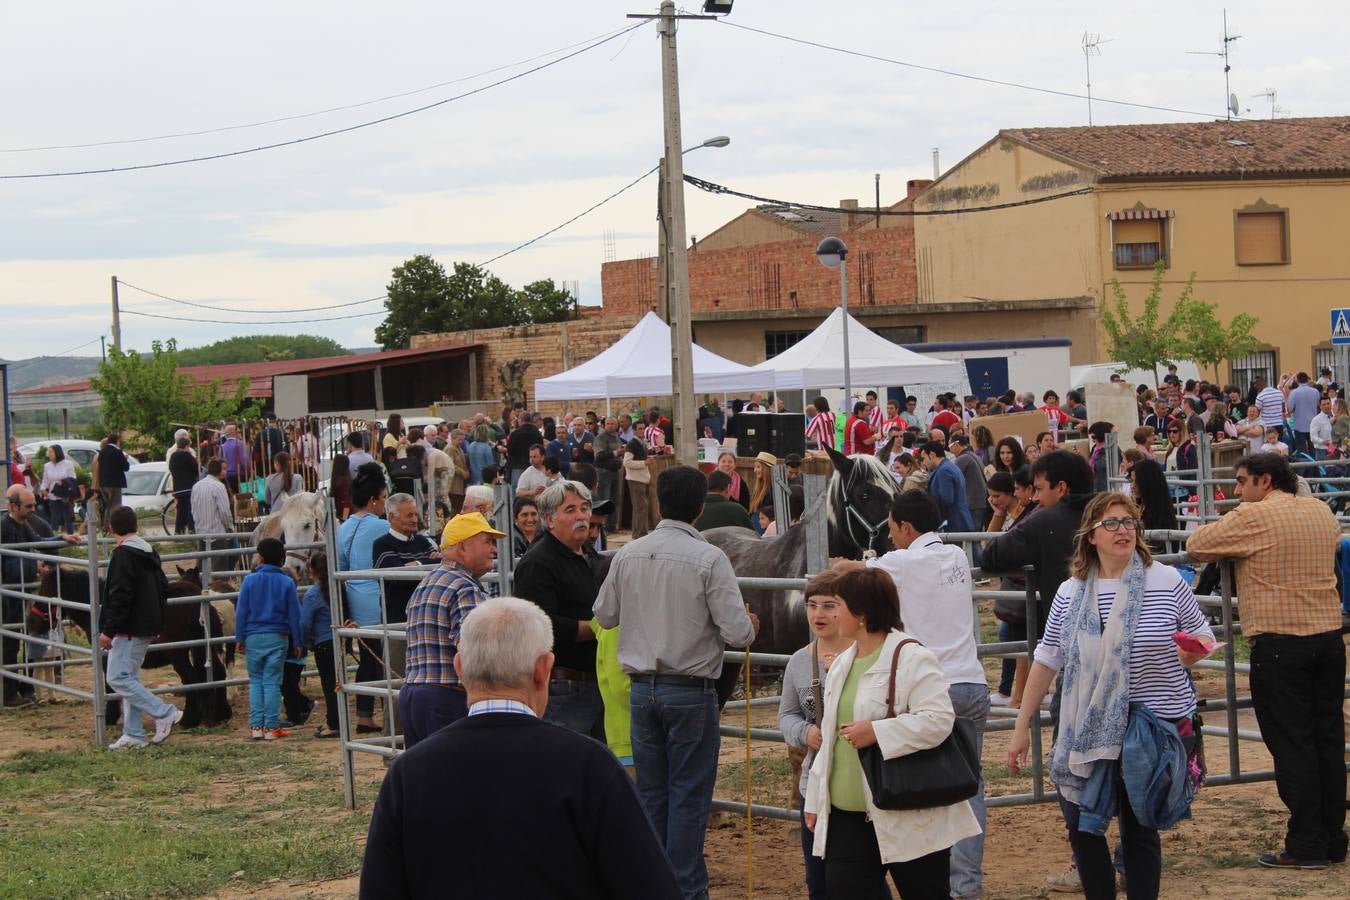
[492,482,515,595]
[803,474,828,574]
[325,495,357,810]
[1023,569,1045,801]
[1196,430,1215,522]
[1219,559,1241,779]
[86,500,107,750]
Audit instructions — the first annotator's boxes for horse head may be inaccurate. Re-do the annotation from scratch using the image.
[255,491,326,580]
[174,565,203,590]
[825,446,899,560]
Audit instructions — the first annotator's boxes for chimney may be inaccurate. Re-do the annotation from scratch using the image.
[840,198,858,230]
[906,179,934,199]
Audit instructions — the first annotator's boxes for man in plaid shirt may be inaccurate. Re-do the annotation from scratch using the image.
[397,512,505,749]
[1188,453,1347,869]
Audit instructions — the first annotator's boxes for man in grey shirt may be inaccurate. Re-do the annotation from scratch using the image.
[594,464,759,900]
[592,417,623,529]
[948,434,989,530]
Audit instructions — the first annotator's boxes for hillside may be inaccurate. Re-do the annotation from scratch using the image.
[0,356,102,392]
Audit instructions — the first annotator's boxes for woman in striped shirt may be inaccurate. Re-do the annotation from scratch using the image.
[1008,491,1214,900]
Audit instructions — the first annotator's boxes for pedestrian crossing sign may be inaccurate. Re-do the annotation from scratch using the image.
[1333,309,1350,345]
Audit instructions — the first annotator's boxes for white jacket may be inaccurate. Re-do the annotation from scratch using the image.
[804,629,981,864]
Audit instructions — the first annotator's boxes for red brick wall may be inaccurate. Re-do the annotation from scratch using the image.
[602,222,917,316]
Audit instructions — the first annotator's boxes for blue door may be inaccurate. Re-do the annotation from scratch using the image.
[965,357,1008,398]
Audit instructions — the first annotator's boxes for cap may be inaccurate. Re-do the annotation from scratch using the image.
[440,512,506,549]
[590,498,615,516]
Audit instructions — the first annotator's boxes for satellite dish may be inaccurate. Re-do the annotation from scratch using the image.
[1229,93,1241,117]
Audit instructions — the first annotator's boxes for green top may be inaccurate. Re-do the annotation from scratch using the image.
[590,620,632,764]
[827,642,885,812]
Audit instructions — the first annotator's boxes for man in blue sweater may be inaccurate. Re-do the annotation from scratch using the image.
[235,538,303,740]
[918,440,975,532]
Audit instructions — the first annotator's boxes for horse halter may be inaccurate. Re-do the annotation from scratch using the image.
[838,465,891,561]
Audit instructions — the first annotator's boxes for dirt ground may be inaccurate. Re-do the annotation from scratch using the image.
[4,656,1346,898]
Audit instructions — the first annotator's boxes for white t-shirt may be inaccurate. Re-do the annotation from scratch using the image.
[516,465,553,497]
[866,533,985,686]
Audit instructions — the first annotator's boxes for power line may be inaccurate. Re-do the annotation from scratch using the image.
[122,308,384,326]
[6,335,106,368]
[478,164,661,266]
[0,22,648,180]
[683,174,1093,215]
[117,279,386,314]
[1,26,639,154]
[718,19,1231,122]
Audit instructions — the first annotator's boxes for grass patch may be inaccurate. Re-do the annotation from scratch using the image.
[0,742,369,898]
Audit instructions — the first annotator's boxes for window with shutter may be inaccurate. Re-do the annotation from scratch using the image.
[1112,219,1167,269]
[1234,204,1289,265]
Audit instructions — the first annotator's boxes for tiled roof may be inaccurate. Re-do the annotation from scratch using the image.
[1003,116,1350,180]
[754,205,843,237]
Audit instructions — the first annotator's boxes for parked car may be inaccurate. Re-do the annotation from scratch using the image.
[17,439,102,471]
[120,462,173,515]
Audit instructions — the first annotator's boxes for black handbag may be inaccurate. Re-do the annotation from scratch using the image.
[857,638,981,811]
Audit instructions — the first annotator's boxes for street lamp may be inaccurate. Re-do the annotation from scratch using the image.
[816,236,851,411]
[658,136,730,322]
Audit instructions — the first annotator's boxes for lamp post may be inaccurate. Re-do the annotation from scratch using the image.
[816,236,850,409]
[657,135,730,323]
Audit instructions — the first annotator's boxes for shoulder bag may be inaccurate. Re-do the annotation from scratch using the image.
[857,638,981,811]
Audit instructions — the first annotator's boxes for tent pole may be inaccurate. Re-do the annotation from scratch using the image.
[606,397,612,417]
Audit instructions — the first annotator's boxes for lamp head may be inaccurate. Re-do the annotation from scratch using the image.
[701,135,731,148]
[816,236,847,269]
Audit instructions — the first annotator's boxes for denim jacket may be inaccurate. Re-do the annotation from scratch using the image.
[1078,702,1193,834]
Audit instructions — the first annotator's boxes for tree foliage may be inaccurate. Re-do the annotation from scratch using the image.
[175,334,348,366]
[1099,261,1193,387]
[374,254,577,349]
[1177,301,1261,384]
[90,340,261,457]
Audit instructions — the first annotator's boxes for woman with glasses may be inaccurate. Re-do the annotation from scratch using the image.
[1008,492,1213,900]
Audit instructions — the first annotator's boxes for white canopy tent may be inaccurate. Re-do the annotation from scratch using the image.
[533,311,774,403]
[748,308,968,391]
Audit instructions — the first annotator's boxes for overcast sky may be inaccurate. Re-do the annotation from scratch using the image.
[1,1,1344,360]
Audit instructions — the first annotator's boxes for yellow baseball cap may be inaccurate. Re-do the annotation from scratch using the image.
[440,512,506,549]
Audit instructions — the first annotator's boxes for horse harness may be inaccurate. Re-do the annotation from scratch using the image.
[837,464,892,561]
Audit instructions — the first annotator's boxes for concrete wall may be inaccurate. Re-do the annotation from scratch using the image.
[272,374,308,418]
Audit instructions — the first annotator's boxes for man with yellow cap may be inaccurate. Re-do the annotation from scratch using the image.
[397,512,505,749]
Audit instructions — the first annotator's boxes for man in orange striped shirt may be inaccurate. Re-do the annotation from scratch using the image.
[1187,453,1346,870]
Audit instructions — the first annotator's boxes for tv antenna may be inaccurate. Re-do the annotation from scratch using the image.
[1081,32,1112,125]
[1252,88,1283,119]
[1186,9,1241,119]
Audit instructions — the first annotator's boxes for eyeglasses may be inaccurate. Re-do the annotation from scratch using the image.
[1093,517,1140,532]
[1167,429,1180,434]
[805,600,841,613]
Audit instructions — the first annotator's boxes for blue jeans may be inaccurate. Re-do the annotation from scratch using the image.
[544,678,605,741]
[244,633,288,730]
[106,635,175,742]
[948,682,989,899]
[630,678,720,900]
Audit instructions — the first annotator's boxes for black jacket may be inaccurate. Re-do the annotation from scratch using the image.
[694,493,753,532]
[97,444,131,489]
[101,537,169,638]
[505,424,544,474]
[360,712,681,900]
[512,530,599,673]
[169,449,199,495]
[1,515,42,586]
[980,493,1092,636]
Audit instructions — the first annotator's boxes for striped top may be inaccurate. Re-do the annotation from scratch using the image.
[1035,564,1211,720]
[866,405,885,432]
[1255,386,1286,428]
[842,417,872,456]
[643,424,665,449]
[1186,489,1343,637]
[806,411,836,450]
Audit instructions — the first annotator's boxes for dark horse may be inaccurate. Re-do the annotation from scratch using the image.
[36,565,233,727]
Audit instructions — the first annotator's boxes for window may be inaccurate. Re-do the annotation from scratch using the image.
[873,326,926,345]
[1230,350,1276,395]
[1112,219,1167,269]
[764,330,810,359]
[1315,347,1337,377]
[1234,201,1289,265]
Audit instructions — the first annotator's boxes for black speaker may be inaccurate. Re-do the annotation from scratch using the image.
[768,413,806,457]
[733,413,771,457]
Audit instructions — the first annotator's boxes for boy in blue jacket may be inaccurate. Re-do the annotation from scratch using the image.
[235,537,303,739]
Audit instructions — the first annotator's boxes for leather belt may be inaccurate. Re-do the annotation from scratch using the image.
[634,673,716,690]
[550,666,597,683]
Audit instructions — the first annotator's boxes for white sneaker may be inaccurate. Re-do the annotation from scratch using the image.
[107,735,148,751]
[989,692,1011,707]
[250,727,265,740]
[1045,863,1082,893]
[152,707,184,744]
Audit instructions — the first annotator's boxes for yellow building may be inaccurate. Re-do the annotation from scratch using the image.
[914,116,1350,386]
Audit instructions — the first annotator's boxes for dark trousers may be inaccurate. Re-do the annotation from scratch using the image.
[997,620,1027,696]
[1,596,35,701]
[798,794,890,900]
[280,661,312,724]
[1250,631,1348,862]
[1059,781,1160,900]
[397,683,467,749]
[1293,430,1313,456]
[173,490,195,535]
[312,641,340,730]
[355,639,383,718]
[44,500,74,535]
[823,807,949,900]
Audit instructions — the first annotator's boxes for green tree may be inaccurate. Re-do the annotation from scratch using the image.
[90,340,261,457]
[1177,301,1261,384]
[516,279,576,324]
[375,255,453,349]
[175,334,348,366]
[1099,261,1193,387]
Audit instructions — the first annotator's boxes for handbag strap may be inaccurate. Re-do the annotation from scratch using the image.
[809,642,824,726]
[883,638,922,719]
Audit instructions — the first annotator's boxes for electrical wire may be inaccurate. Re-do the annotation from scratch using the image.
[718,19,1233,122]
[477,164,661,266]
[683,174,1092,215]
[121,308,384,326]
[7,335,106,369]
[117,279,386,315]
[1,25,639,154]
[0,22,648,180]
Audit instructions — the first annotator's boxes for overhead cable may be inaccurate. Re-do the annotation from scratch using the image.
[7,335,106,368]
[683,174,1092,215]
[0,21,648,180]
[122,308,385,326]
[117,279,386,314]
[0,25,640,154]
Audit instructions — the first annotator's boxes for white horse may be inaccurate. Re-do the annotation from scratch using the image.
[251,491,327,580]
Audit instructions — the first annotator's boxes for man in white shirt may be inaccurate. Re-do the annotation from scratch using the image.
[515,444,552,498]
[832,490,988,900]
[189,458,234,555]
[1309,396,1334,459]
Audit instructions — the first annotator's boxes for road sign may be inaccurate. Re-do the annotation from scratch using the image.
[1333,308,1350,345]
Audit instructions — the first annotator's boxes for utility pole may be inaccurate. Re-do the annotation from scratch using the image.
[656,156,669,322]
[109,275,122,352]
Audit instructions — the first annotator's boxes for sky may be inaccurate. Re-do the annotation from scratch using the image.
[1,1,1346,360]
